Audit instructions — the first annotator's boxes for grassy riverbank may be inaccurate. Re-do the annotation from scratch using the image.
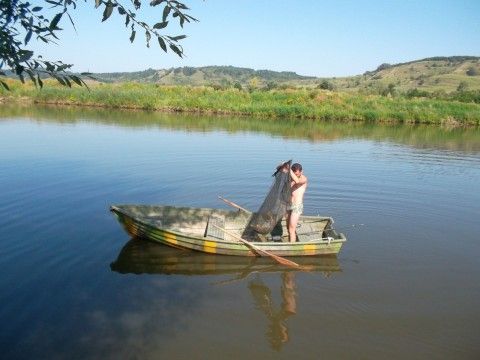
[1,80,479,125]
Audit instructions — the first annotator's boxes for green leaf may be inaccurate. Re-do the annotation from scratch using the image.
[45,62,55,72]
[46,0,62,6]
[32,6,42,11]
[49,13,63,31]
[185,14,199,22]
[95,0,101,8]
[102,4,114,22]
[45,0,62,6]
[169,44,183,57]
[53,74,66,86]
[130,30,136,43]
[18,50,34,62]
[178,3,190,10]
[26,69,37,87]
[37,75,43,88]
[0,80,10,91]
[67,13,77,33]
[118,7,126,15]
[57,63,72,71]
[153,21,168,29]
[169,35,186,41]
[158,37,167,52]
[163,6,171,22]
[64,77,72,88]
[69,75,83,86]
[24,30,33,45]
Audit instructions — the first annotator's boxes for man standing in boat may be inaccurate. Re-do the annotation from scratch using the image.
[287,163,308,242]
[277,162,308,242]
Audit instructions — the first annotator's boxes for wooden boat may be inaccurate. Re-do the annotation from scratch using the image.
[110,239,342,276]
[110,204,346,257]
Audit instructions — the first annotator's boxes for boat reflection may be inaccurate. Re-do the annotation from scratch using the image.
[111,239,341,351]
[110,238,342,277]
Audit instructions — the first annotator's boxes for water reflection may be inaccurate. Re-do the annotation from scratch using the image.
[248,272,297,350]
[110,238,341,277]
[111,239,340,351]
[1,104,480,153]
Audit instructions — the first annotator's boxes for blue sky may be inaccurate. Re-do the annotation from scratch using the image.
[31,0,480,77]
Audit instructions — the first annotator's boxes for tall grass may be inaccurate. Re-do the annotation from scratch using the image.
[1,80,479,125]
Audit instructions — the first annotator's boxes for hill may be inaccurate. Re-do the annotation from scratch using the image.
[93,65,316,87]
[3,56,480,94]
[89,57,480,94]
[329,56,480,93]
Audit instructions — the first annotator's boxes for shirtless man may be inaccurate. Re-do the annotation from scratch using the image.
[287,163,308,242]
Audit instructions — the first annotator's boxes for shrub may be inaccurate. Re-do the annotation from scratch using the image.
[457,81,468,92]
[466,67,478,76]
[265,81,277,91]
[375,63,392,71]
[405,88,429,98]
[317,80,334,90]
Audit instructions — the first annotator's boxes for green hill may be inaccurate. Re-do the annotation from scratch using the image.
[88,56,480,94]
[93,65,316,87]
[329,56,480,93]
[4,56,480,94]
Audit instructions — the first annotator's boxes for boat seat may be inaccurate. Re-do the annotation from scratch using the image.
[205,214,226,240]
[296,222,322,242]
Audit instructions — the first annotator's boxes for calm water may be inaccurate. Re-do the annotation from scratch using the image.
[1,105,479,359]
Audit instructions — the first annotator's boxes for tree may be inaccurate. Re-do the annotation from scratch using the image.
[0,0,197,89]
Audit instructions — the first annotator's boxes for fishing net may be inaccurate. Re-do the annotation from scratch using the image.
[244,160,292,235]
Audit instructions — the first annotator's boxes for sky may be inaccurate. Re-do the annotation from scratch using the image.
[30,0,480,77]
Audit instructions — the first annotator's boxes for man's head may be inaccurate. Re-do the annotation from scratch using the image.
[291,163,302,176]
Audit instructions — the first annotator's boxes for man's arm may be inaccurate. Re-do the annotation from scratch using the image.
[290,169,307,185]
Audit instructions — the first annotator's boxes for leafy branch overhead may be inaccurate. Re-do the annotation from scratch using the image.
[0,0,197,90]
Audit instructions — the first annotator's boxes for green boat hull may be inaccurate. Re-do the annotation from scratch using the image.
[110,205,346,257]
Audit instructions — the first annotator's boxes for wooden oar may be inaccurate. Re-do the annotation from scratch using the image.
[211,224,300,268]
[218,196,250,213]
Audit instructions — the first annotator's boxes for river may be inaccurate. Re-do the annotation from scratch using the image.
[1,105,479,359]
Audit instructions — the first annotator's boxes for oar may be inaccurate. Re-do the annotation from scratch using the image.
[218,196,251,213]
[211,224,300,268]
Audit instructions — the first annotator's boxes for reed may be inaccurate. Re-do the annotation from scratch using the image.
[1,80,479,125]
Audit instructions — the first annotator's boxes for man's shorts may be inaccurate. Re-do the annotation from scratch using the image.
[288,203,303,215]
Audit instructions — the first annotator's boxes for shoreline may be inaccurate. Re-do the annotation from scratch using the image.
[1,83,479,127]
